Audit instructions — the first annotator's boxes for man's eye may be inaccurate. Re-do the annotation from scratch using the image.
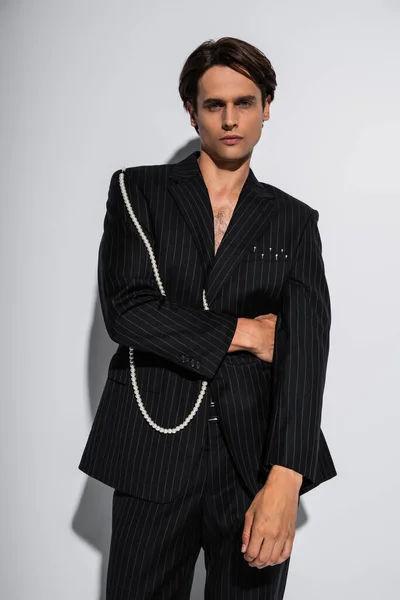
[208,101,251,110]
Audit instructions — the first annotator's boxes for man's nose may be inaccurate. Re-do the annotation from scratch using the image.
[222,105,238,130]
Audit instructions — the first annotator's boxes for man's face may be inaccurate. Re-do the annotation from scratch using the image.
[188,65,270,163]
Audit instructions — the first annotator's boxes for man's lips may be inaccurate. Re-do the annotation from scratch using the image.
[220,136,243,145]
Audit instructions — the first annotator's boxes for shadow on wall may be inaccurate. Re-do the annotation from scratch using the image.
[71,137,307,599]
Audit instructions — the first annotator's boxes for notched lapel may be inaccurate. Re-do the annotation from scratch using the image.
[168,151,278,306]
[167,177,215,276]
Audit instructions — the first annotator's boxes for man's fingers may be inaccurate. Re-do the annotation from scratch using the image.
[243,529,265,563]
[270,535,293,566]
[243,521,277,563]
[241,510,254,553]
[244,514,295,568]
[247,530,281,568]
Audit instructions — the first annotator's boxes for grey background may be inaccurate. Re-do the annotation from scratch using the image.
[1,0,399,598]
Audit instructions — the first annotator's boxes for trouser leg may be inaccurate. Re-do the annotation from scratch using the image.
[105,447,207,600]
[202,419,291,600]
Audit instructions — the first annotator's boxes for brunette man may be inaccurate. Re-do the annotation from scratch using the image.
[79,36,337,599]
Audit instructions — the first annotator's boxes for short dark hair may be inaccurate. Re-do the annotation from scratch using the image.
[178,36,277,130]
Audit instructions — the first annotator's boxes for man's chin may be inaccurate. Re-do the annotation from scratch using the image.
[209,145,251,166]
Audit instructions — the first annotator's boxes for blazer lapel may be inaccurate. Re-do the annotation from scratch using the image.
[168,150,278,306]
[167,154,215,276]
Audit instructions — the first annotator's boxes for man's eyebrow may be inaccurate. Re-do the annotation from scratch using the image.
[202,95,257,106]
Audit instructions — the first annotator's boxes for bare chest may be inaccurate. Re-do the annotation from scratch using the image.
[210,197,239,256]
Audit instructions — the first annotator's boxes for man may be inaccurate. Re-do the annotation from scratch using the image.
[79,36,337,599]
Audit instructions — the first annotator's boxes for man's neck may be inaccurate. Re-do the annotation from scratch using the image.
[197,149,251,198]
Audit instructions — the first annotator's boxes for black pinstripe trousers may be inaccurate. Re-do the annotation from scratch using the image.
[105,408,291,599]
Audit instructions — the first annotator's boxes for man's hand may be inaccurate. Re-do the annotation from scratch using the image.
[252,313,277,363]
[241,466,302,568]
[228,314,277,363]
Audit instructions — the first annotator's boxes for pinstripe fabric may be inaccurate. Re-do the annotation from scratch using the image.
[79,149,337,504]
[106,419,291,600]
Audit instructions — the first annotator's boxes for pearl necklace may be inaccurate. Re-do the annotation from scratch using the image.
[118,169,209,434]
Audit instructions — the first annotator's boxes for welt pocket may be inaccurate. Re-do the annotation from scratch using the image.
[243,252,288,263]
[107,368,132,386]
[107,367,158,393]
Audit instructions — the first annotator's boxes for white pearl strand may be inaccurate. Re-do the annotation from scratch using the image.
[118,169,209,434]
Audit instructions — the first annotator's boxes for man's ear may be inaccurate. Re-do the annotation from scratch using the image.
[186,101,197,127]
[263,94,271,121]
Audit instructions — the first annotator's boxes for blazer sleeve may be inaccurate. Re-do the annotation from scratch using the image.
[98,169,238,380]
[262,209,331,493]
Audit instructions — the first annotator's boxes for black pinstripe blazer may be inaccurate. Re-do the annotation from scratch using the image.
[79,150,337,503]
